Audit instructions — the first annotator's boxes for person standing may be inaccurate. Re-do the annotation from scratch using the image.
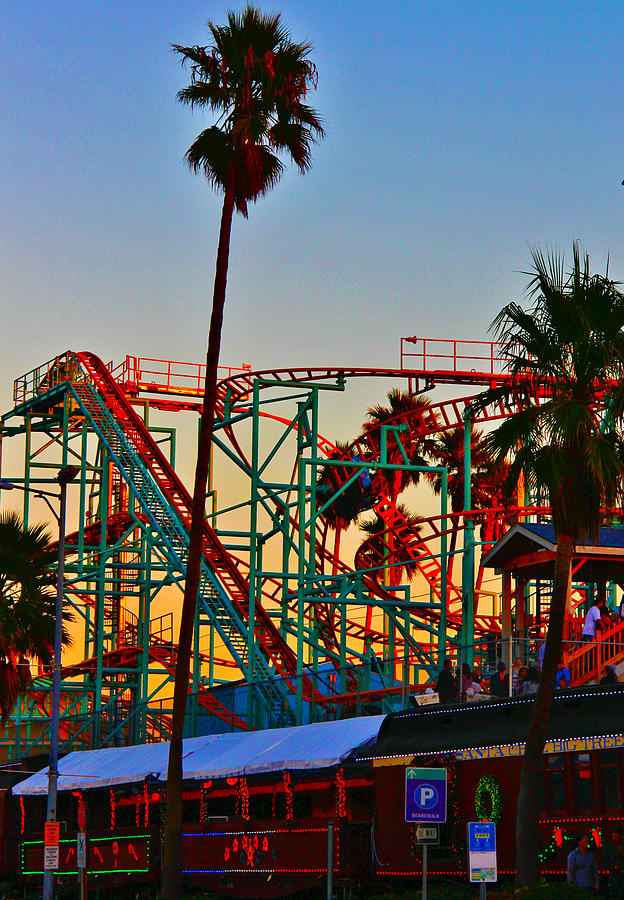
[604,827,624,898]
[582,604,603,642]
[567,833,599,892]
[489,661,509,698]
[435,658,458,704]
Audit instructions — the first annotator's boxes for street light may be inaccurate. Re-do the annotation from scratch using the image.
[1,466,79,900]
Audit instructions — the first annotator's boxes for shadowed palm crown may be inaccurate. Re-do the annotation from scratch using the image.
[173,6,324,216]
[0,513,72,723]
[474,244,624,538]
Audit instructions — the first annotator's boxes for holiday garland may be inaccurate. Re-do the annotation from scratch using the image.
[474,775,503,824]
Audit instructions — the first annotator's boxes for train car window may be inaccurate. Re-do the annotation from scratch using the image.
[274,792,287,819]
[599,750,621,810]
[572,753,593,810]
[203,796,236,818]
[294,792,312,818]
[183,799,200,822]
[546,755,566,811]
[114,803,137,827]
[250,794,273,819]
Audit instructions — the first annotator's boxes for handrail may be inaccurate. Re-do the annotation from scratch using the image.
[566,619,624,685]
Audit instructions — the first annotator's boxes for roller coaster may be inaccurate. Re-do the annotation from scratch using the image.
[2,337,624,759]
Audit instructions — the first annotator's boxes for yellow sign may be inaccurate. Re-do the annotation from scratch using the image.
[372,733,624,766]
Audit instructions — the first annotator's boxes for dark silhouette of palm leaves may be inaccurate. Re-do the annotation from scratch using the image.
[474,243,624,538]
[0,512,72,723]
[361,389,437,501]
[316,441,365,532]
[359,503,424,583]
[473,243,624,885]
[173,6,323,216]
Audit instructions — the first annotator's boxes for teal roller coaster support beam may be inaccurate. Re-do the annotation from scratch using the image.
[438,468,448,662]
[247,381,262,728]
[462,406,475,667]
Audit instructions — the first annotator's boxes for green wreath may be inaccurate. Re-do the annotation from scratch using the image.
[474,775,503,824]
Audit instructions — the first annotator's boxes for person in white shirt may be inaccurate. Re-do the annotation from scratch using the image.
[581,604,602,642]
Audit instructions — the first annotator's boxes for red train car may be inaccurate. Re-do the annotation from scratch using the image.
[369,684,624,883]
[8,685,624,895]
[13,716,381,897]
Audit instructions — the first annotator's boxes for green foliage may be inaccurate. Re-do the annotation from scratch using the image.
[475,243,624,539]
[0,512,72,722]
[173,5,323,216]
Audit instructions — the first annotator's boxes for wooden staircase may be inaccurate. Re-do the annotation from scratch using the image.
[565,618,624,685]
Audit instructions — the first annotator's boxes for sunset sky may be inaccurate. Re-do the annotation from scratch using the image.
[2,0,623,462]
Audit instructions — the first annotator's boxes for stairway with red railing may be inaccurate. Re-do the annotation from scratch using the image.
[73,351,314,698]
[566,618,624,685]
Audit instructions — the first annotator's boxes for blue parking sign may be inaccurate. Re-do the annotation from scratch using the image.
[405,768,447,823]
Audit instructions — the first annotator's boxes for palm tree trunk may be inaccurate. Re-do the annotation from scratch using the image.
[161,187,236,900]
[515,531,573,884]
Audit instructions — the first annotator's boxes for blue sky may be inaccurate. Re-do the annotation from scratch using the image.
[2,0,623,418]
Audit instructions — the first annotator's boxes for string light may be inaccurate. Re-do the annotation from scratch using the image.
[538,824,602,863]
[21,833,150,877]
[19,797,25,835]
[240,775,250,821]
[110,787,115,830]
[335,768,347,818]
[283,771,293,820]
[143,782,149,828]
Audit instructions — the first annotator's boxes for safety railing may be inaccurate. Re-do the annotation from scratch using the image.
[12,352,84,405]
[566,619,624,686]
[400,337,508,376]
[116,355,251,398]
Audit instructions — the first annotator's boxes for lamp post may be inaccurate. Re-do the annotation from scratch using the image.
[1,466,79,900]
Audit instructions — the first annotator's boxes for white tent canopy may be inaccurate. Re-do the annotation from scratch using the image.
[14,716,384,796]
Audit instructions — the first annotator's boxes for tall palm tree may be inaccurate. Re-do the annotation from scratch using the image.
[473,244,624,884]
[0,513,71,722]
[361,389,436,501]
[163,10,323,898]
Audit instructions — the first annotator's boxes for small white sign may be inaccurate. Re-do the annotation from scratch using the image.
[44,845,59,871]
[415,824,439,844]
[77,832,86,869]
[414,692,439,706]
[468,822,497,883]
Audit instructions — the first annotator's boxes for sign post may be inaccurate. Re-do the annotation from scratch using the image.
[405,768,447,900]
[77,796,88,900]
[467,821,497,893]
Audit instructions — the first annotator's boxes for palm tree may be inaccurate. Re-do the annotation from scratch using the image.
[359,503,424,583]
[163,10,323,897]
[0,513,71,722]
[361,389,436,501]
[473,244,624,884]
[316,441,366,534]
